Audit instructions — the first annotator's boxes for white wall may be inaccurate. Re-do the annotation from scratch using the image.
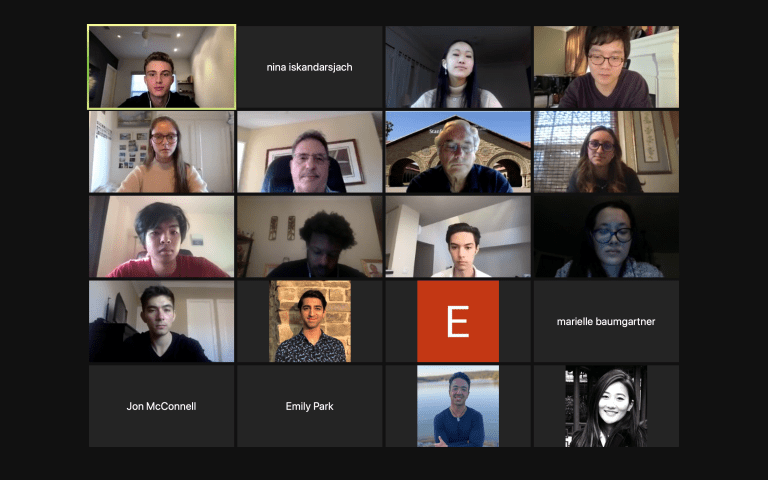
[89,280,140,330]
[387,204,420,277]
[238,196,381,277]
[191,26,235,108]
[534,26,567,75]
[238,112,383,193]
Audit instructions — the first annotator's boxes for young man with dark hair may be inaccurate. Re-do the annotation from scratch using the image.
[121,286,211,362]
[118,52,199,108]
[558,26,651,109]
[432,223,490,277]
[434,372,485,447]
[273,290,346,362]
[106,202,229,277]
[266,211,367,278]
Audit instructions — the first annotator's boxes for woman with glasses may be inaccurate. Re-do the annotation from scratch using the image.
[411,40,502,108]
[570,369,647,447]
[556,200,662,277]
[566,126,643,193]
[117,116,208,193]
[558,26,651,109]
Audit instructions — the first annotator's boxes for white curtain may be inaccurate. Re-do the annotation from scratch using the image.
[386,45,412,108]
[410,62,433,104]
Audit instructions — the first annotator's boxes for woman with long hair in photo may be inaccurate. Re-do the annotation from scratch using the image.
[556,200,662,277]
[571,369,647,447]
[411,40,502,108]
[566,125,642,193]
[117,116,208,193]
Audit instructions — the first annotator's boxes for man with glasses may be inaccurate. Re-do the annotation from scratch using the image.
[119,52,199,108]
[406,120,513,193]
[558,27,651,109]
[286,130,337,193]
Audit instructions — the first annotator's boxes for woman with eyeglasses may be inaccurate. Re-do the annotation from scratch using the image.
[570,369,647,447]
[558,26,651,109]
[117,116,208,193]
[566,126,642,193]
[556,200,662,277]
[411,40,502,109]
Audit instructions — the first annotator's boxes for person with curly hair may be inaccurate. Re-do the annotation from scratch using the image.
[266,211,367,278]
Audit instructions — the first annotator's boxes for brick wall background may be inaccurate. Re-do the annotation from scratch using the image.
[268,280,352,362]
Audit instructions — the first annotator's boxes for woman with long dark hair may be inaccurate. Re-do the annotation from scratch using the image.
[556,200,662,277]
[411,40,502,108]
[565,125,642,193]
[571,369,647,447]
[117,116,208,193]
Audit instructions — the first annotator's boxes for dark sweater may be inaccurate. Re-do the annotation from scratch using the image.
[122,332,211,362]
[407,164,513,193]
[118,91,199,108]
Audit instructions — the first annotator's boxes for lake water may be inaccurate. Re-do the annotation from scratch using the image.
[417,379,499,446]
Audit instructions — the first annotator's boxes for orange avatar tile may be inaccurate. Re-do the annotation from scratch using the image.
[417,281,499,362]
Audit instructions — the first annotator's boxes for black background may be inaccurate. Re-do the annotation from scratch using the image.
[236,26,383,109]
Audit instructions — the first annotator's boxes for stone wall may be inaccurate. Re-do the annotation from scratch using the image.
[268,281,352,362]
[386,126,531,188]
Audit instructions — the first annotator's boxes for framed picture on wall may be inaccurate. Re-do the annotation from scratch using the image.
[361,259,382,278]
[265,139,364,186]
[328,139,363,185]
[265,146,292,171]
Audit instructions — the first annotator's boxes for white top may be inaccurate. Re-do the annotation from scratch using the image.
[432,266,491,277]
[411,84,502,108]
[117,163,208,193]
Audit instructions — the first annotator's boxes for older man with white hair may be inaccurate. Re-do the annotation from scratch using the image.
[406,120,513,193]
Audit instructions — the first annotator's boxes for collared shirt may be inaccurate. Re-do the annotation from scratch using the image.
[273,329,346,362]
[555,257,663,278]
[406,164,513,193]
[291,185,337,193]
[432,266,491,277]
[118,91,200,108]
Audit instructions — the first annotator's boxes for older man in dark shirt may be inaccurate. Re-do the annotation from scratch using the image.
[406,119,512,193]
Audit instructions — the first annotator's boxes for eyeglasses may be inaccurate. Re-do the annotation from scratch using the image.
[293,154,328,164]
[592,228,632,244]
[442,142,474,154]
[151,134,178,144]
[587,140,614,152]
[588,54,625,67]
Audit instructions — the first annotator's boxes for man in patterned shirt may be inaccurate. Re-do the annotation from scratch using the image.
[274,290,346,362]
